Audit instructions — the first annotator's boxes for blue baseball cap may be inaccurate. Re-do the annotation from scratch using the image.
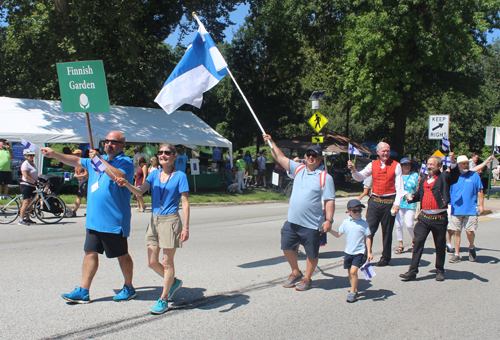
[400,157,411,164]
[306,145,322,156]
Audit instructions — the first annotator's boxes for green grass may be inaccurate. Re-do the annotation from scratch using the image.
[55,186,361,206]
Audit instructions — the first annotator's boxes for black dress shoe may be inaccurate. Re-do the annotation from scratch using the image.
[435,272,445,281]
[399,272,417,281]
[376,260,389,267]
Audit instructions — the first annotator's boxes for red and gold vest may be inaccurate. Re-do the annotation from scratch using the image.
[422,175,440,210]
[372,159,398,196]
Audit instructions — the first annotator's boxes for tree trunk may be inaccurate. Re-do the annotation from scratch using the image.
[392,91,410,159]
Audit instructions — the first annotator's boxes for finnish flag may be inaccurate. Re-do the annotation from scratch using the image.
[442,136,450,151]
[441,156,451,167]
[348,143,362,156]
[21,138,36,152]
[154,17,228,114]
[91,156,107,175]
[420,163,427,174]
[495,145,499,154]
[360,261,376,280]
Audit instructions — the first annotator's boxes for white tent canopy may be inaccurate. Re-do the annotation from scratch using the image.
[0,97,232,170]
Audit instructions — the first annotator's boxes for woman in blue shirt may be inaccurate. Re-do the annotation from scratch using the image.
[395,158,419,254]
[117,143,189,315]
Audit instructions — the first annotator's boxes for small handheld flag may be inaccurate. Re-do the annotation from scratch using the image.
[441,156,451,167]
[360,262,376,280]
[348,143,362,156]
[91,156,107,175]
[495,145,499,154]
[21,138,37,152]
[420,163,427,174]
[442,136,450,151]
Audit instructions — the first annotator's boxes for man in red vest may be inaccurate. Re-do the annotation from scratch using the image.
[348,142,404,266]
[399,154,459,281]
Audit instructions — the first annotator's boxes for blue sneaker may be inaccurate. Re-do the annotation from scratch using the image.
[168,278,183,300]
[150,297,169,314]
[113,284,137,301]
[61,287,90,304]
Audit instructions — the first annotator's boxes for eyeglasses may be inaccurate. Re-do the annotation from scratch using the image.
[305,153,318,158]
[350,209,362,213]
[158,150,172,156]
[104,139,124,145]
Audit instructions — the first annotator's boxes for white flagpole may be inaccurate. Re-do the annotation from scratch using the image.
[226,69,272,148]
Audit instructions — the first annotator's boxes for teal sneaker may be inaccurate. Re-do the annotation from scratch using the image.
[168,278,183,300]
[61,287,90,304]
[113,284,137,301]
[150,297,169,315]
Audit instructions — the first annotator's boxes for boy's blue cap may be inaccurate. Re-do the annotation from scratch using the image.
[400,157,411,164]
[347,199,365,209]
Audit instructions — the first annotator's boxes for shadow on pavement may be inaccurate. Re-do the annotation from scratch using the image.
[359,289,395,301]
[417,269,489,282]
[172,287,250,313]
[238,255,287,268]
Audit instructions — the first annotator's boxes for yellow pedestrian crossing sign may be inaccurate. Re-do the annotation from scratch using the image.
[312,136,324,143]
[308,112,328,133]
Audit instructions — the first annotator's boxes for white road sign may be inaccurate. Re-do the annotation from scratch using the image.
[428,115,449,140]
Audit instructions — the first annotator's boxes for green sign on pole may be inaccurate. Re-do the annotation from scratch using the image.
[56,60,110,113]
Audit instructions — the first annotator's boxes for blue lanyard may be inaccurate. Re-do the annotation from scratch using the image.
[158,170,174,214]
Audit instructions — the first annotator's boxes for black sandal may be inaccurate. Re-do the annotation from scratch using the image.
[395,246,404,254]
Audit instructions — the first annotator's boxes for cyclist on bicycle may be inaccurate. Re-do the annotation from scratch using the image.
[18,149,38,225]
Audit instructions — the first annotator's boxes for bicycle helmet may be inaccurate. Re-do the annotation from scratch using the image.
[23,149,36,156]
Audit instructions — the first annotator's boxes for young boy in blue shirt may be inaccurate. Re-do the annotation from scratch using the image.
[330,199,373,303]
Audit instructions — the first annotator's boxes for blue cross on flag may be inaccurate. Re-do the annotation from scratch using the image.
[91,156,107,175]
[441,156,451,167]
[495,145,499,154]
[442,136,450,151]
[348,143,362,156]
[21,138,37,152]
[154,17,228,114]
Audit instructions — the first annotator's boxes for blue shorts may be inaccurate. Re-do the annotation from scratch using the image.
[281,221,321,259]
[344,253,364,270]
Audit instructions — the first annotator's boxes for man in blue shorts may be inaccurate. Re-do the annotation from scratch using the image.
[41,131,136,303]
[263,134,335,291]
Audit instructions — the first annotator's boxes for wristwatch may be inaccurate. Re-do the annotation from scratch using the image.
[326,218,333,223]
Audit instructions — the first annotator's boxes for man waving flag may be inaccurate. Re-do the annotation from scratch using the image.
[155,16,228,114]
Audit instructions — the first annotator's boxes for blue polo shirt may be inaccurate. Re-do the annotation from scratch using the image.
[288,160,335,230]
[450,171,483,215]
[338,216,371,255]
[81,153,134,236]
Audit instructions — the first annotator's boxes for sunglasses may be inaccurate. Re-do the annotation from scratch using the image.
[350,209,363,213]
[158,150,173,156]
[104,139,124,145]
[306,153,318,158]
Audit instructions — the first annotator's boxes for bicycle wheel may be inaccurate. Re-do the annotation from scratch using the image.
[0,196,20,224]
[35,195,66,224]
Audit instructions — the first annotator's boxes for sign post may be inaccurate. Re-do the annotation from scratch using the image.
[56,60,110,147]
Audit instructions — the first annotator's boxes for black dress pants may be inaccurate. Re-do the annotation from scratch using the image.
[408,214,447,275]
[366,196,395,262]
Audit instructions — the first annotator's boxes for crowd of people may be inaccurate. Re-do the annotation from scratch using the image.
[1,131,496,313]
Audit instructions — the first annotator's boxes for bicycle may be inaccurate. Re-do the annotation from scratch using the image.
[0,175,67,224]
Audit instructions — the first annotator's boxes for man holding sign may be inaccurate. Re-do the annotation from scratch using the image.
[41,131,136,304]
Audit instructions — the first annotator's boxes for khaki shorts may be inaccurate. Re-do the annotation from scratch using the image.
[145,212,182,249]
[448,215,478,232]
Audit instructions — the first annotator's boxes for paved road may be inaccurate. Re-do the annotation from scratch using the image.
[1,198,499,339]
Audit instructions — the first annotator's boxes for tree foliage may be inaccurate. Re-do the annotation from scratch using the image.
[0,0,244,106]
